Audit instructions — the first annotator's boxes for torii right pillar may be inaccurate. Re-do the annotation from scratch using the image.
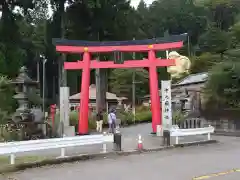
[148,48,161,134]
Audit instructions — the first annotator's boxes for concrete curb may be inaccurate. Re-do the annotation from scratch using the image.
[214,132,240,137]
[0,140,218,174]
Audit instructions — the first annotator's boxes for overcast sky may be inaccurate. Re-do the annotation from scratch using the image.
[131,0,155,7]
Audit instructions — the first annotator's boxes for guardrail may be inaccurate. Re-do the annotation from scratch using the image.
[0,133,113,165]
[170,125,215,144]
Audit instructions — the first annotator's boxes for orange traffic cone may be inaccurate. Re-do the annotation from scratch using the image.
[137,134,143,150]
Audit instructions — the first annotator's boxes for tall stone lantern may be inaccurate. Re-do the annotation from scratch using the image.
[12,66,39,122]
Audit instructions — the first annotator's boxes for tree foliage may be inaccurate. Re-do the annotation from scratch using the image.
[0,0,240,108]
[198,26,230,54]
[204,60,240,108]
[109,69,149,100]
[0,75,15,117]
[190,52,222,73]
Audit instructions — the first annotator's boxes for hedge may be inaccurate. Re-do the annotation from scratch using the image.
[50,108,186,134]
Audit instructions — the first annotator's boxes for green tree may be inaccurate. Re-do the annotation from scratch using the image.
[134,0,150,39]
[65,0,135,95]
[230,22,240,46]
[190,52,222,73]
[109,69,149,100]
[198,26,230,56]
[221,21,240,60]
[147,0,207,45]
[0,75,15,114]
[0,0,38,77]
[204,0,239,30]
[204,60,240,108]
[66,0,133,41]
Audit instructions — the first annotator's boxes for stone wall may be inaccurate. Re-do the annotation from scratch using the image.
[178,109,240,134]
[206,119,240,132]
[200,109,240,132]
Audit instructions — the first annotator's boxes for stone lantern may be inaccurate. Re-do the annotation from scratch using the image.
[12,66,40,122]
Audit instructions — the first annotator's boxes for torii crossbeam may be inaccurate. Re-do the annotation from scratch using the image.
[53,35,185,135]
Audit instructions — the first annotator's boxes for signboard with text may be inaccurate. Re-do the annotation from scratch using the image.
[161,80,172,130]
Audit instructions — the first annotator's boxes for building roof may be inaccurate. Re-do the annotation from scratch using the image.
[69,84,127,100]
[141,72,208,99]
[174,72,208,86]
[53,34,187,47]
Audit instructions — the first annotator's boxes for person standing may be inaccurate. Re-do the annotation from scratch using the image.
[108,109,116,133]
[96,110,104,133]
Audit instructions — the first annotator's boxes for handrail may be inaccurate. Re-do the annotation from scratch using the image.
[0,134,113,165]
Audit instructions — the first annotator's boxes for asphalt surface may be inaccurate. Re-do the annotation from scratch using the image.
[1,136,240,180]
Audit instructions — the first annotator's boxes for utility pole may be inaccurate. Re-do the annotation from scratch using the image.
[35,52,40,84]
[181,32,190,57]
[43,57,47,114]
[187,34,190,57]
[58,2,67,105]
[132,38,136,123]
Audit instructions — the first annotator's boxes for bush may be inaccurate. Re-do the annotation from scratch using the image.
[69,111,96,130]
[136,105,150,112]
[172,110,185,124]
[69,111,78,126]
[118,111,134,125]
[135,110,152,122]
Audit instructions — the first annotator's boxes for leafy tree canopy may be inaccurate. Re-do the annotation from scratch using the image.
[0,0,240,108]
[204,60,240,108]
[109,68,149,100]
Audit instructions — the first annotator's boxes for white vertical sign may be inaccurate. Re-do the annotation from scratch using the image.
[60,87,70,127]
[161,80,172,129]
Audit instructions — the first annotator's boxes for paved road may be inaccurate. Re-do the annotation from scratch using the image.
[1,136,240,180]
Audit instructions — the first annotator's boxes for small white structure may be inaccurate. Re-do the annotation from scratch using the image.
[170,125,215,144]
[69,84,127,111]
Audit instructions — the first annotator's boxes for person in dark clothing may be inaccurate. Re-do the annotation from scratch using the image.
[96,110,104,132]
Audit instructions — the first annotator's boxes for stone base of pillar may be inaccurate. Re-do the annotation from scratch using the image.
[63,126,75,137]
[156,125,163,136]
[41,124,47,136]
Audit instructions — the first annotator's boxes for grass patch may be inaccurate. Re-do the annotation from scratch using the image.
[0,155,48,172]
[0,155,47,164]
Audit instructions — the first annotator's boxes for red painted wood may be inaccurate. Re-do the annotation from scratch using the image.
[56,39,184,134]
[148,50,161,133]
[78,52,91,134]
[56,41,183,53]
[64,59,175,69]
[64,61,83,69]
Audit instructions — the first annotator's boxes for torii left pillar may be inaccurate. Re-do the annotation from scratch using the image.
[78,48,91,135]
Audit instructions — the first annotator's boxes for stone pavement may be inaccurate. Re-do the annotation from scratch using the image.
[2,135,240,180]
[1,123,210,158]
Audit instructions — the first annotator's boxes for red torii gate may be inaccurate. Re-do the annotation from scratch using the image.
[54,37,184,134]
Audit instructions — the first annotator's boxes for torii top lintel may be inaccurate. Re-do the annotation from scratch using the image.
[53,34,186,53]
